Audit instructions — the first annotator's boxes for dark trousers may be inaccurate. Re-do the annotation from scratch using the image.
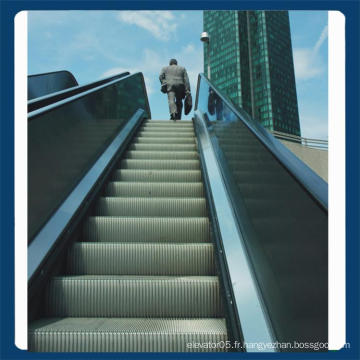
[167,85,185,120]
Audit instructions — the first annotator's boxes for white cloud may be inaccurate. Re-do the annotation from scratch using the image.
[183,43,195,54]
[314,25,328,53]
[116,11,177,41]
[293,48,324,80]
[293,25,328,81]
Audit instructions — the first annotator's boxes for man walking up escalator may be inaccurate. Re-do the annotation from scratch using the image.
[159,59,191,121]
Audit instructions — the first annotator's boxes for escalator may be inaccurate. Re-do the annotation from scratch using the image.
[28,70,129,112]
[29,120,228,352]
[27,72,328,353]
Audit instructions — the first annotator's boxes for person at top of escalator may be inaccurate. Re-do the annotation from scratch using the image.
[159,59,191,121]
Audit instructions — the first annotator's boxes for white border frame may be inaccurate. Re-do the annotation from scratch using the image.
[14,10,28,351]
[328,10,346,350]
[14,10,346,351]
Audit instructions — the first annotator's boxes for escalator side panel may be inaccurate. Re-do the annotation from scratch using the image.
[194,74,328,350]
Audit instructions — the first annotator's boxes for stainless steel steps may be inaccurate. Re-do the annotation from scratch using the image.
[83,217,210,243]
[29,318,227,352]
[67,243,215,275]
[112,169,202,182]
[29,119,228,352]
[45,276,222,317]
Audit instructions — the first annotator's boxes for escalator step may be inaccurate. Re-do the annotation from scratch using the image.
[28,317,227,352]
[120,159,200,170]
[125,150,198,160]
[45,276,223,318]
[145,120,193,126]
[95,197,207,217]
[129,143,197,151]
[134,137,195,144]
[67,242,215,275]
[105,182,204,198]
[83,217,210,243]
[28,119,228,352]
[137,131,195,138]
[113,169,202,182]
[140,126,195,133]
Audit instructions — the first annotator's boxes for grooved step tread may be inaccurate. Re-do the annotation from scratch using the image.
[95,197,207,217]
[134,137,195,144]
[113,169,202,183]
[138,132,195,138]
[83,216,210,243]
[125,150,198,160]
[68,242,215,275]
[145,120,193,125]
[120,159,200,170]
[129,143,197,151]
[28,118,229,352]
[140,127,194,133]
[105,182,204,198]
[29,317,227,352]
[45,276,222,318]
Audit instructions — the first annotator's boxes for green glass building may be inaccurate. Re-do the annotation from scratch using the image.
[203,10,301,136]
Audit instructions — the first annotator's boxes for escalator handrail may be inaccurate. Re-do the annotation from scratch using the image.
[28,109,146,282]
[28,72,130,112]
[194,73,328,210]
[28,72,151,120]
[28,70,78,85]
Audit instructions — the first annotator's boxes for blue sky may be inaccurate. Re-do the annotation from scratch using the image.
[28,10,328,139]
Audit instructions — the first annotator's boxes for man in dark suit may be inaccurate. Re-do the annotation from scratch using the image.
[159,59,191,120]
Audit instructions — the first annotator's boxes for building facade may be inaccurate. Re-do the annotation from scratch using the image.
[203,10,301,136]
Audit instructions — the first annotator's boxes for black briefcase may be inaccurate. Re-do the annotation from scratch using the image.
[184,93,192,115]
[161,83,167,94]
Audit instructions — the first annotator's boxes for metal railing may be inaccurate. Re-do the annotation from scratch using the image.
[270,130,328,150]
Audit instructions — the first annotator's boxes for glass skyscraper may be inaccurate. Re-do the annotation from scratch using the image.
[203,10,301,136]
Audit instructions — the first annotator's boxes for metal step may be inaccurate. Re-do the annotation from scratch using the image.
[140,126,195,133]
[134,137,195,144]
[29,119,228,352]
[83,217,210,243]
[45,276,223,317]
[112,169,202,183]
[137,131,195,138]
[67,242,215,275]
[105,182,204,198]
[129,143,197,151]
[125,150,198,160]
[120,159,200,170]
[29,317,227,352]
[95,197,207,217]
[145,120,193,126]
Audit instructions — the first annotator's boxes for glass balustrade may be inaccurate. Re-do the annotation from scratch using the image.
[28,72,150,241]
[195,73,328,349]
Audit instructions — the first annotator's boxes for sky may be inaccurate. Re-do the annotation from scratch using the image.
[28,10,328,140]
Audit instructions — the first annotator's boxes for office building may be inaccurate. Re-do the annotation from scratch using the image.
[203,10,301,136]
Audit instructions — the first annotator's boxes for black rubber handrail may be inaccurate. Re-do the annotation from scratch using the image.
[28,72,130,112]
[28,72,151,121]
[194,73,328,210]
[28,69,78,83]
